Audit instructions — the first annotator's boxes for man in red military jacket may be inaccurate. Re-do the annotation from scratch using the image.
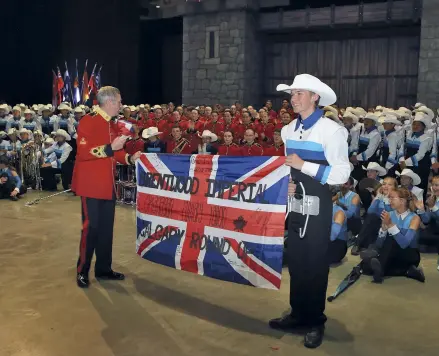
[264,129,285,156]
[72,86,142,288]
[239,128,264,156]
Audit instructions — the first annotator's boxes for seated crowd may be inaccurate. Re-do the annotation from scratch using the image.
[1,100,439,278]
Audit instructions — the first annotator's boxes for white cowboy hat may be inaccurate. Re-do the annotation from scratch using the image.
[153,105,162,110]
[342,111,359,123]
[137,104,145,110]
[0,130,6,137]
[380,113,401,126]
[19,103,27,110]
[324,111,338,120]
[33,130,43,136]
[323,106,338,116]
[398,107,412,116]
[44,137,55,144]
[276,74,337,106]
[7,128,17,135]
[19,128,31,135]
[351,107,367,119]
[362,162,386,176]
[395,109,410,119]
[364,112,379,122]
[129,105,138,112]
[413,102,424,109]
[50,131,57,136]
[32,104,39,111]
[39,105,52,115]
[55,129,71,141]
[413,112,432,128]
[58,103,71,111]
[12,105,22,113]
[142,127,162,139]
[375,105,385,111]
[0,104,10,114]
[74,107,85,114]
[396,169,421,186]
[199,130,218,142]
[415,106,434,120]
[23,108,33,115]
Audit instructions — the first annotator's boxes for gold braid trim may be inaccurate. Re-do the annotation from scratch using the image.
[90,145,108,158]
[172,139,188,154]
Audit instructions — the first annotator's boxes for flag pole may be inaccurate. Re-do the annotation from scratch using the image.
[65,61,74,106]
[81,59,88,103]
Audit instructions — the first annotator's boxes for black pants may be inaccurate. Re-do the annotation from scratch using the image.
[287,171,331,327]
[61,160,74,190]
[347,216,362,236]
[40,167,61,191]
[77,197,116,275]
[356,214,381,249]
[0,180,15,199]
[328,239,348,264]
[363,236,420,276]
[419,221,439,254]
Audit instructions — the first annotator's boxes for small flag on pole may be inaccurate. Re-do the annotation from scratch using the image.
[56,66,65,106]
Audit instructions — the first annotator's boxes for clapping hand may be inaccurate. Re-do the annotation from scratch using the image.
[414,197,425,211]
[380,211,392,229]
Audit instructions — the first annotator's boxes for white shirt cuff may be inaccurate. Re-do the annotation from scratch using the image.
[388,225,400,235]
[301,161,319,178]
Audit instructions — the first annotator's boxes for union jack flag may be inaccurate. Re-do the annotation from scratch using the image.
[136,154,289,290]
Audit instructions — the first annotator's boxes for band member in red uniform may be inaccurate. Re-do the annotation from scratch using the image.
[233,111,256,143]
[264,129,285,156]
[239,128,264,156]
[72,86,142,288]
[124,126,145,154]
[166,126,192,154]
[256,108,275,145]
[204,110,225,139]
[218,130,240,156]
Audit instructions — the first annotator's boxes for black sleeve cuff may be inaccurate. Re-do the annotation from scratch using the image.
[104,144,114,157]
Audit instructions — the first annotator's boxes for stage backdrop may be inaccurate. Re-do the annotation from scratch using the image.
[135,153,289,290]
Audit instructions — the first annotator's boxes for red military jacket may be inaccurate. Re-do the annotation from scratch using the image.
[72,107,132,200]
[239,142,264,156]
[217,143,240,156]
[263,143,285,156]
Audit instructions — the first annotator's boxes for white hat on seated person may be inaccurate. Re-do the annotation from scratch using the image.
[44,137,55,144]
[380,113,401,126]
[34,130,43,136]
[12,105,22,113]
[342,111,359,123]
[415,106,434,120]
[413,112,432,129]
[276,74,337,106]
[74,107,85,114]
[323,106,338,116]
[58,103,72,111]
[23,108,33,115]
[0,131,6,137]
[413,102,424,109]
[19,128,31,135]
[0,104,10,114]
[364,112,379,122]
[396,169,421,186]
[199,130,218,142]
[55,129,71,141]
[142,127,162,139]
[7,128,17,135]
[351,107,367,119]
[362,162,386,176]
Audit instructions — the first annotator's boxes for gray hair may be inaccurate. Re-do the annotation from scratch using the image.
[97,86,120,106]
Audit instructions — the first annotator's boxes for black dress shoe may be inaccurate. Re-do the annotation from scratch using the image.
[95,270,125,280]
[268,314,304,331]
[370,257,383,283]
[304,327,324,349]
[77,273,90,288]
[406,265,425,283]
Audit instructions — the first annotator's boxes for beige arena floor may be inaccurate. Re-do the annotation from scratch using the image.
[1,190,438,356]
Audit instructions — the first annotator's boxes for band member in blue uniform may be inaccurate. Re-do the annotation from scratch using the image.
[362,187,424,283]
[38,105,59,135]
[142,127,167,153]
[270,74,350,348]
[333,177,362,235]
[6,106,23,131]
[0,104,12,132]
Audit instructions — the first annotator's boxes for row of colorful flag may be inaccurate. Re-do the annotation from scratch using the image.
[52,59,102,108]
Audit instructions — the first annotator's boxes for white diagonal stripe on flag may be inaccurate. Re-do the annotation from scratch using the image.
[207,197,286,213]
[205,226,284,246]
[137,185,190,201]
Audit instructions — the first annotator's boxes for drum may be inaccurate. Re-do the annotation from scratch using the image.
[122,183,137,205]
[115,164,136,183]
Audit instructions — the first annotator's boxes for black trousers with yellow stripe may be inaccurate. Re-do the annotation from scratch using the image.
[77,197,116,276]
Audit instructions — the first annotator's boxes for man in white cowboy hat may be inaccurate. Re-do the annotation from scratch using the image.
[73,106,85,122]
[272,74,350,348]
[142,127,166,153]
[350,112,381,181]
[20,108,42,134]
[38,105,59,136]
[5,128,21,159]
[398,111,433,198]
[196,130,218,155]
[40,129,74,191]
[0,130,10,155]
[0,103,12,132]
[357,162,387,211]
[72,86,142,289]
[379,113,403,172]
[6,106,23,131]
[397,168,423,202]
[57,103,76,137]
